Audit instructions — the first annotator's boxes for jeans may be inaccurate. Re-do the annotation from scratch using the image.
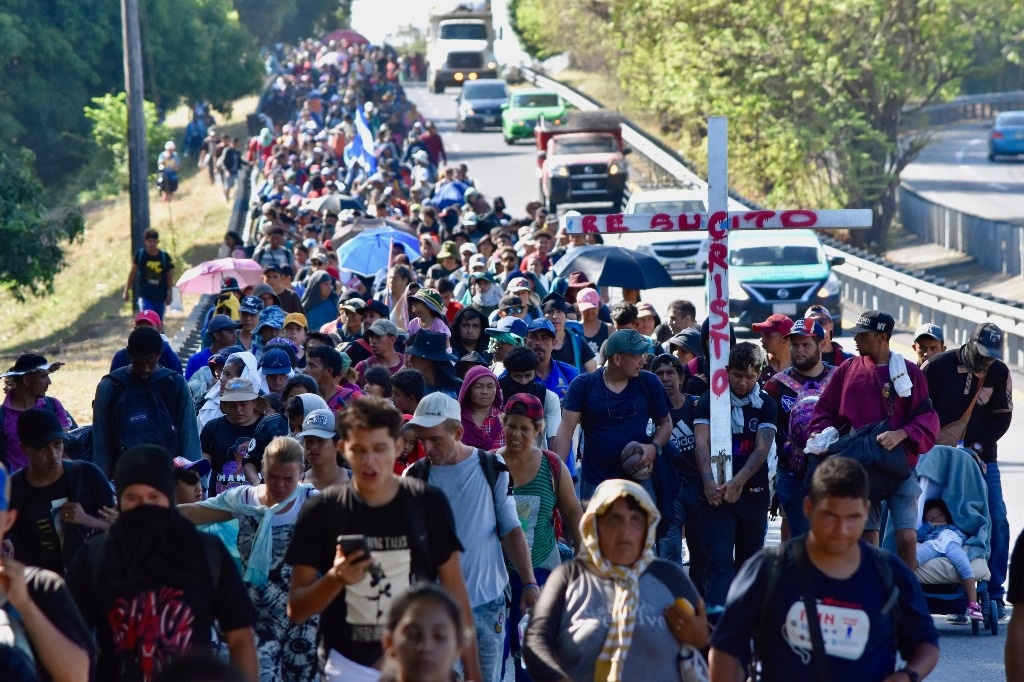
[658,476,708,594]
[701,489,770,606]
[984,460,1009,600]
[504,568,552,682]
[775,469,809,538]
[472,595,508,682]
[138,297,166,321]
[917,540,974,581]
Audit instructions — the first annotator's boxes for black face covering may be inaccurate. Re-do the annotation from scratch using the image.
[500,375,546,405]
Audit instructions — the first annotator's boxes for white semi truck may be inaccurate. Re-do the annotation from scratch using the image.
[426,3,499,93]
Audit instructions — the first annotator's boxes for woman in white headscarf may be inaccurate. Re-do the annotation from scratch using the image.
[198,351,262,429]
[523,479,709,682]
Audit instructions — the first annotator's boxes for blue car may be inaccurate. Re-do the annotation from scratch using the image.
[989,111,1024,161]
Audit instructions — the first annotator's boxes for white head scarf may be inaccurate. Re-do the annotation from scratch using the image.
[579,479,661,682]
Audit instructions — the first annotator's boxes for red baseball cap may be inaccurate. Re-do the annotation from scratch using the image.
[505,393,545,421]
[134,310,162,327]
[751,313,794,335]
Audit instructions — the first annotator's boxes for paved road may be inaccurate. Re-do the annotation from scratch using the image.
[411,83,1017,679]
[901,122,1024,223]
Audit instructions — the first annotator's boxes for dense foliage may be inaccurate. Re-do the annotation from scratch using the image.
[0,149,85,301]
[0,0,264,187]
[514,0,1024,247]
[83,93,172,194]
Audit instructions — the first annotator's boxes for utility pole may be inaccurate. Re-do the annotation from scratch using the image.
[122,0,149,311]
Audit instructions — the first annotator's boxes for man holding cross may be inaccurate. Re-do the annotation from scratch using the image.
[694,342,777,605]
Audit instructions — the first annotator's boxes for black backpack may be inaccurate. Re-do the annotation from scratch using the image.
[103,366,182,457]
[406,449,511,538]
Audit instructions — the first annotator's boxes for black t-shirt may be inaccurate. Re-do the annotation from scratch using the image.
[667,395,699,476]
[133,249,172,301]
[551,330,596,371]
[695,389,777,490]
[67,533,255,682]
[284,478,463,667]
[9,461,115,575]
[922,349,1012,461]
[200,414,289,493]
[10,567,96,682]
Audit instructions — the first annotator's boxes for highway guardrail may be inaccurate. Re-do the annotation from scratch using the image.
[521,67,1024,367]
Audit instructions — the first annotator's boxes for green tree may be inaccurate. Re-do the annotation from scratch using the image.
[83,93,171,192]
[0,148,85,301]
[235,0,354,44]
[519,0,1024,249]
[0,0,262,188]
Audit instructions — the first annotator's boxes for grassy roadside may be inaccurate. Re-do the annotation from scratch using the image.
[0,94,259,421]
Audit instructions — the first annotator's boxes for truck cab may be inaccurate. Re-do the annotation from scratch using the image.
[535,111,630,212]
[427,5,498,93]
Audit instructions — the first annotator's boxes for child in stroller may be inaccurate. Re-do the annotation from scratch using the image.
[918,498,982,621]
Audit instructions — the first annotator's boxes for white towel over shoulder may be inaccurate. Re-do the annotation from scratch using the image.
[889,352,913,398]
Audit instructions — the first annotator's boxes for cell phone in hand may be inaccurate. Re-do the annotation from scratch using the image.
[337,534,369,557]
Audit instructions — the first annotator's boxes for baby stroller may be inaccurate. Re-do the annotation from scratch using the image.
[886,445,998,635]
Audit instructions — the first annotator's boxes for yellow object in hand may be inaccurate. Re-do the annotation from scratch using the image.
[675,597,695,616]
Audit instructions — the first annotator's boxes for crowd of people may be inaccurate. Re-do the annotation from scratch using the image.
[0,33,1022,682]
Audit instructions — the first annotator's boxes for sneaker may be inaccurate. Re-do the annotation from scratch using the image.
[968,602,983,621]
[946,613,970,625]
[996,599,1009,622]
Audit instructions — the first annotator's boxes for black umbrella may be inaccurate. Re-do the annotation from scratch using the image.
[552,245,675,289]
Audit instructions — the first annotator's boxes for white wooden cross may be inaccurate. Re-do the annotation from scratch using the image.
[563,117,871,486]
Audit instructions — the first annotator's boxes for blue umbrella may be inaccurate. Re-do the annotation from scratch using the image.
[336,227,420,276]
[429,180,469,210]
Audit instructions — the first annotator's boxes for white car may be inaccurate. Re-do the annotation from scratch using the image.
[610,188,710,279]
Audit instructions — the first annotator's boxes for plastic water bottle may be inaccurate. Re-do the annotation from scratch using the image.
[518,613,530,669]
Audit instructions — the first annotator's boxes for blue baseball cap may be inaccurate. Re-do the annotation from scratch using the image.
[260,348,292,375]
[525,318,556,337]
[486,316,528,339]
[239,296,264,315]
[255,305,286,332]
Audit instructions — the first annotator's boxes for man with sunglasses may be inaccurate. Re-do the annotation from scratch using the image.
[922,322,1014,620]
[804,304,853,367]
[554,330,671,502]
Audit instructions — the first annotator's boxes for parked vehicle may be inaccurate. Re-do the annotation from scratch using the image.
[988,111,1024,161]
[501,89,568,144]
[536,111,630,212]
[717,229,844,331]
[605,188,709,280]
[455,79,509,131]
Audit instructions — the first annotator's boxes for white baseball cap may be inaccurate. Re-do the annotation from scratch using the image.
[407,393,461,429]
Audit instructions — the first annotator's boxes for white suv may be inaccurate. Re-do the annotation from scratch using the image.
[609,188,710,279]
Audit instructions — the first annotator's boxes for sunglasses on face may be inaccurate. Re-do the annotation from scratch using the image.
[504,306,525,314]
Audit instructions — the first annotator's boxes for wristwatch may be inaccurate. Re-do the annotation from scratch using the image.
[652,442,662,457]
[901,669,919,682]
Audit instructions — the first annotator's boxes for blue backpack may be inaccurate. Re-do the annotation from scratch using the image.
[104,366,181,457]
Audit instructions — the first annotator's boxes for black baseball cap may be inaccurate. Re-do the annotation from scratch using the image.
[847,310,894,336]
[970,322,1003,359]
[17,408,72,450]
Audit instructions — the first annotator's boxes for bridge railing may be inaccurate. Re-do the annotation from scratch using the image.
[521,67,1024,367]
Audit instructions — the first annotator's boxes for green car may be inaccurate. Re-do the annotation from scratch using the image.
[500,89,568,145]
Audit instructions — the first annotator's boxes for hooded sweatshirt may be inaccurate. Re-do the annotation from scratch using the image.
[458,365,505,451]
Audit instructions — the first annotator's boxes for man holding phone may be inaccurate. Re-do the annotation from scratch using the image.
[286,396,481,682]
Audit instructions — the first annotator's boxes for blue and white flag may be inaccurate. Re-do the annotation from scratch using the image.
[351,104,378,173]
